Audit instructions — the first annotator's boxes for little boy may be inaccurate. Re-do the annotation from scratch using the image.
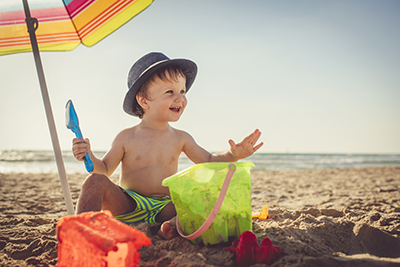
[72,52,263,239]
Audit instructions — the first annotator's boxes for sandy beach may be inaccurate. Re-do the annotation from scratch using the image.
[1,166,399,266]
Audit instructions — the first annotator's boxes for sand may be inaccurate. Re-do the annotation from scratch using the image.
[0,166,399,266]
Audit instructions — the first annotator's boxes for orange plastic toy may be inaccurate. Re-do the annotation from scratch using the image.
[56,210,151,267]
[252,204,268,220]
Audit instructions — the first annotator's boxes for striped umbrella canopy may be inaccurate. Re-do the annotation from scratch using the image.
[0,0,153,215]
[0,0,152,55]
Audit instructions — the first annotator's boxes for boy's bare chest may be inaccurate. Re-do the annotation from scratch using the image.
[123,132,183,165]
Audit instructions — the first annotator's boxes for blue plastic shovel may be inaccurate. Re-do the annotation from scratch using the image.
[65,100,94,173]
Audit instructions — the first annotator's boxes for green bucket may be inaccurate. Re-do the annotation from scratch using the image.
[162,162,254,245]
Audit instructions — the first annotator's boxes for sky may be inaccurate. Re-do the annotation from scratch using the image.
[0,0,399,154]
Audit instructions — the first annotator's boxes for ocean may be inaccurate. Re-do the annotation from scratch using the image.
[1,150,399,174]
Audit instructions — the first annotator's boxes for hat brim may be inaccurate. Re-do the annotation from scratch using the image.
[123,58,197,116]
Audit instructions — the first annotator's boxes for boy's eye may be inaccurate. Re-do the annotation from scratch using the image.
[180,90,186,95]
[166,90,173,94]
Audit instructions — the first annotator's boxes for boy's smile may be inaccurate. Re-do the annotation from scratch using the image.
[169,106,182,113]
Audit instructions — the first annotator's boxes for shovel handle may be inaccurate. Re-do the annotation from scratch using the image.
[74,127,94,173]
[83,153,94,173]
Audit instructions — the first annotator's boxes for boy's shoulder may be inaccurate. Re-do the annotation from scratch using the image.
[170,127,197,145]
[113,125,139,140]
[170,126,191,137]
[119,125,138,134]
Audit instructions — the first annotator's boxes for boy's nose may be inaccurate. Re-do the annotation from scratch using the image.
[174,94,185,102]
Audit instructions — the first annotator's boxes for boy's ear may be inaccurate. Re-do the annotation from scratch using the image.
[136,94,149,109]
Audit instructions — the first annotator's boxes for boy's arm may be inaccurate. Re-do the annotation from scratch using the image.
[183,129,263,163]
[72,136,124,176]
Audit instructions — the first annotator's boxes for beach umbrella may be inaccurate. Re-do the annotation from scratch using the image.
[0,0,153,215]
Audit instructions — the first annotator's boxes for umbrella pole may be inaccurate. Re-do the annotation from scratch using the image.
[22,0,74,215]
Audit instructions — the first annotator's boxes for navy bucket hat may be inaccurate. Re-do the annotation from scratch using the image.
[123,52,198,116]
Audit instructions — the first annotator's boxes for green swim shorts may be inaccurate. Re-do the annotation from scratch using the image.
[114,186,171,225]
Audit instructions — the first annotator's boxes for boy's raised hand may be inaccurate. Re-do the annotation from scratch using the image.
[228,129,264,161]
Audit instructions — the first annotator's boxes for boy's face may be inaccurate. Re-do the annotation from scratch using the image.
[140,72,187,122]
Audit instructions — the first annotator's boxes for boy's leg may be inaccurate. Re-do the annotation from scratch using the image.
[155,201,176,223]
[156,202,177,239]
[76,173,136,216]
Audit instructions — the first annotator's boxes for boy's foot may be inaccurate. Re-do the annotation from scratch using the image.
[157,216,177,240]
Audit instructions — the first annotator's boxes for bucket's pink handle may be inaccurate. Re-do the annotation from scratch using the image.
[176,163,237,240]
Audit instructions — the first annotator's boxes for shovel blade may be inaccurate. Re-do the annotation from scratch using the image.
[65,100,80,135]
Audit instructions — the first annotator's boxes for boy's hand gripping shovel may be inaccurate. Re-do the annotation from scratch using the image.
[65,100,94,173]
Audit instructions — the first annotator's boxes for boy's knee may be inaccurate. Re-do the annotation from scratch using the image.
[82,173,110,191]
